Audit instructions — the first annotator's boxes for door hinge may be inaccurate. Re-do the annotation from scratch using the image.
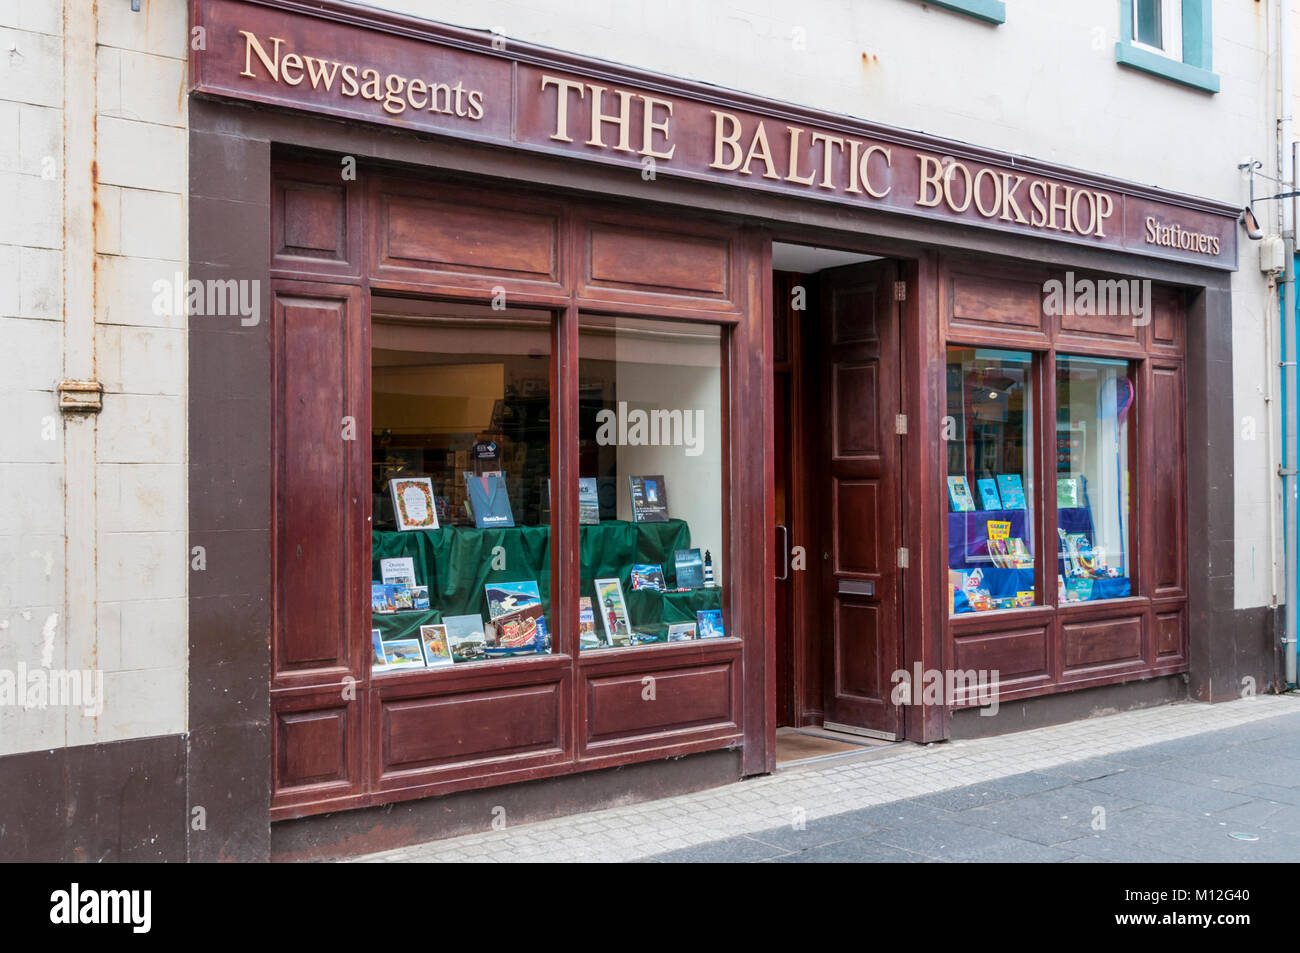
[895,413,908,435]
[897,547,909,568]
[893,281,907,302]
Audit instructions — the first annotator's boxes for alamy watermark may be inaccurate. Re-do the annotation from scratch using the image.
[151,273,261,326]
[0,662,104,717]
[595,401,705,456]
[1042,271,1151,326]
[891,664,1001,715]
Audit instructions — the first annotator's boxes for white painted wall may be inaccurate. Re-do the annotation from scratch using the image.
[0,0,188,756]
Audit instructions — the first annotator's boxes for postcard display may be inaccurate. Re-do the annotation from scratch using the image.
[370,509,723,668]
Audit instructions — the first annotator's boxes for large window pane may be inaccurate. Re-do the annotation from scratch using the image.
[577,315,726,649]
[946,347,1036,614]
[1056,356,1135,603]
[369,298,553,673]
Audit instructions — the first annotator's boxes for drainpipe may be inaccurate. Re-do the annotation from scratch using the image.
[1281,0,1297,688]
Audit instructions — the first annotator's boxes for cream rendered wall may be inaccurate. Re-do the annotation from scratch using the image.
[362,0,1280,610]
[0,0,189,757]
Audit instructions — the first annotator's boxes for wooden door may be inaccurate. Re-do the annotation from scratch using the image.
[818,261,904,739]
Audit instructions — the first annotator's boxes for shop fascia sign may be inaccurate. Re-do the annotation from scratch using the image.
[192,0,1237,269]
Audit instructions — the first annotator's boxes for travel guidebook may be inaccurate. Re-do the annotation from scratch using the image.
[371,583,396,614]
[594,577,632,647]
[578,477,601,525]
[389,476,439,531]
[578,597,599,649]
[629,475,670,523]
[674,548,704,589]
[380,556,417,588]
[444,614,489,661]
[630,564,666,591]
[464,472,515,528]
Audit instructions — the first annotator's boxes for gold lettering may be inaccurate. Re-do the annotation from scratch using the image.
[1071,189,1096,235]
[360,68,382,101]
[339,64,359,97]
[406,78,428,111]
[587,84,634,152]
[809,132,845,190]
[859,144,891,198]
[1047,184,1073,232]
[279,52,304,85]
[467,89,484,121]
[1029,181,1049,227]
[640,96,676,159]
[540,75,585,143]
[741,122,780,180]
[917,155,944,207]
[1000,173,1029,224]
[785,127,816,185]
[710,111,743,170]
[1095,193,1114,238]
[973,167,1001,218]
[239,31,284,81]
[944,162,972,213]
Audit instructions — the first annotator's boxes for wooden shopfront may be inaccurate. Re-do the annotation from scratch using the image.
[187,0,1245,855]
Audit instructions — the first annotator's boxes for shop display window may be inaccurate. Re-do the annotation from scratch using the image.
[1055,355,1136,603]
[946,347,1037,613]
[576,315,727,648]
[369,300,555,671]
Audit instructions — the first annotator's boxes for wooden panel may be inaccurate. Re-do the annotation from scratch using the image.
[833,363,880,457]
[585,661,736,745]
[1061,616,1144,672]
[834,479,880,575]
[274,284,363,679]
[949,270,1045,335]
[381,680,564,772]
[1149,286,1185,352]
[586,223,730,297]
[1054,272,1143,343]
[376,191,560,282]
[1155,610,1184,658]
[1151,365,1186,597]
[833,601,887,703]
[953,625,1051,689]
[832,285,878,345]
[271,160,360,277]
[271,685,363,807]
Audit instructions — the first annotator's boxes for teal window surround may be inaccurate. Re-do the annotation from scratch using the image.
[910,0,1006,25]
[1116,0,1219,93]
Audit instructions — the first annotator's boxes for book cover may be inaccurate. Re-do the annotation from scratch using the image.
[444,614,488,661]
[371,629,386,668]
[976,478,1003,511]
[1057,477,1080,509]
[578,597,599,649]
[697,609,726,639]
[464,472,515,528]
[947,476,975,512]
[667,622,697,642]
[381,638,426,669]
[484,581,542,619]
[578,477,600,525]
[410,585,430,611]
[630,564,666,591]
[594,577,632,647]
[996,474,1026,509]
[389,477,439,531]
[418,624,456,668]
[380,556,417,588]
[371,583,396,614]
[488,603,545,649]
[629,475,670,523]
[390,584,414,611]
[674,549,704,589]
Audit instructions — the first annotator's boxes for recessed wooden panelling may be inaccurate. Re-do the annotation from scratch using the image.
[1054,274,1142,343]
[583,223,732,303]
[1155,610,1184,658]
[1151,365,1186,597]
[834,479,880,575]
[834,601,885,703]
[833,362,880,457]
[381,681,564,772]
[271,162,360,277]
[274,286,362,677]
[949,270,1045,335]
[1149,286,1185,351]
[953,626,1051,689]
[1061,616,1143,672]
[277,706,350,789]
[377,192,560,282]
[585,662,735,744]
[832,285,878,345]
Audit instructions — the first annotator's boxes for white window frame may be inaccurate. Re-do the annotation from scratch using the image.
[1132,0,1182,61]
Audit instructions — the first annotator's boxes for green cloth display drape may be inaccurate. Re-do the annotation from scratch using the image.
[372,519,721,647]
